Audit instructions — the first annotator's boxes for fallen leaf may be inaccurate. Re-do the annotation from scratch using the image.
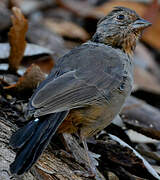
[44,18,90,42]
[121,96,160,140]
[4,64,46,92]
[0,43,53,60]
[22,56,54,74]
[8,7,28,73]
[0,42,54,74]
[27,21,68,59]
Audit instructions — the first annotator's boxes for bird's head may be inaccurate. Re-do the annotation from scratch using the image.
[92,7,151,57]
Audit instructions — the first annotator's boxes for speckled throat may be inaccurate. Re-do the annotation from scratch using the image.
[92,31,141,57]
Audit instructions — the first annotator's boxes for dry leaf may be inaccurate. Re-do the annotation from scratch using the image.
[27,22,68,59]
[0,43,53,60]
[122,96,160,140]
[8,7,28,73]
[22,56,54,74]
[44,19,90,42]
[4,64,45,92]
[0,43,54,74]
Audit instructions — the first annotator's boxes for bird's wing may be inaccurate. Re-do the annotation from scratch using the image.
[28,43,125,117]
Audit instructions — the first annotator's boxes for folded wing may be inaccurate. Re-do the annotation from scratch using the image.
[28,43,124,117]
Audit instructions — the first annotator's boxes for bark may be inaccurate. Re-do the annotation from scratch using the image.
[0,115,104,180]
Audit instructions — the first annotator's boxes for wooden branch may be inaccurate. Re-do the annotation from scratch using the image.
[0,106,102,180]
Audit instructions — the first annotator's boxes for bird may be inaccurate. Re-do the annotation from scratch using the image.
[9,7,151,175]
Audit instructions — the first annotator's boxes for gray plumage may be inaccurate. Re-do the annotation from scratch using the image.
[28,41,133,117]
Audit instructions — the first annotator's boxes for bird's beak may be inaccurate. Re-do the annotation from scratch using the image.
[132,18,152,30]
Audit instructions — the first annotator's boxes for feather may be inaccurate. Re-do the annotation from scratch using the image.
[10,111,68,175]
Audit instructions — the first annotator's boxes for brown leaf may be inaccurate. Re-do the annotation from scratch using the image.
[22,56,55,74]
[4,64,45,92]
[44,19,90,42]
[8,7,28,73]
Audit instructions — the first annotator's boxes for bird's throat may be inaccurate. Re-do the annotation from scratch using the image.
[105,33,139,57]
[92,31,141,57]
[121,34,137,57]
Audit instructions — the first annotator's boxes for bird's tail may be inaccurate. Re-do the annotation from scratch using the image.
[9,111,68,175]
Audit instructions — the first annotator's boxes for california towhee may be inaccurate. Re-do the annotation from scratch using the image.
[10,7,151,175]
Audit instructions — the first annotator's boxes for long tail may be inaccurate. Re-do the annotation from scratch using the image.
[9,111,68,175]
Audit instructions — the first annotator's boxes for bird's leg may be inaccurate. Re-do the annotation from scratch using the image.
[59,134,103,179]
[82,137,96,177]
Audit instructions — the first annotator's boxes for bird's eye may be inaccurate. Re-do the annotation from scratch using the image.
[117,14,125,20]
